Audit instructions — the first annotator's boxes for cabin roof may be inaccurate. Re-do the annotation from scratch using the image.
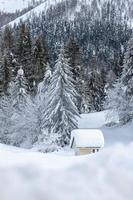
[70,129,104,148]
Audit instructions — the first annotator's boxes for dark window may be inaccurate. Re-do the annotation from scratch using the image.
[93,149,95,153]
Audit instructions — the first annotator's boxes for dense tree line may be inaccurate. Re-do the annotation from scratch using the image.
[26,0,132,113]
[105,37,133,125]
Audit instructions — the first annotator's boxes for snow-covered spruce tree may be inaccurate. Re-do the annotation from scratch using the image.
[65,38,83,112]
[3,53,14,93]
[32,63,61,152]
[105,37,133,125]
[32,63,52,144]
[0,93,14,144]
[43,48,80,147]
[0,56,5,95]
[3,26,14,51]
[37,62,52,99]
[13,98,41,148]
[16,23,34,93]
[4,67,28,146]
[105,69,117,91]
[0,45,17,143]
[8,67,41,147]
[9,67,28,113]
[33,35,49,88]
[120,37,133,122]
[65,38,82,82]
[2,26,16,93]
[80,78,91,114]
[0,40,18,144]
[86,55,105,112]
[104,80,130,125]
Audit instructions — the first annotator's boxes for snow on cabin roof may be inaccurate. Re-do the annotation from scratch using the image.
[70,129,104,148]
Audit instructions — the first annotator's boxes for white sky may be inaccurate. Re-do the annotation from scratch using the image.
[0,0,40,13]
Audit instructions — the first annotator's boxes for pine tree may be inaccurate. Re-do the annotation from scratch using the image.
[2,26,15,93]
[120,37,133,122]
[8,67,40,147]
[12,98,41,148]
[0,55,5,95]
[3,54,13,93]
[105,69,117,91]
[3,26,14,50]
[87,55,105,112]
[80,78,91,113]
[32,63,53,150]
[65,37,83,112]
[16,23,33,93]
[0,67,29,146]
[65,38,82,79]
[33,35,49,90]
[38,62,52,98]
[105,80,129,125]
[42,48,80,147]
[9,66,28,113]
[105,37,133,125]
[0,91,15,144]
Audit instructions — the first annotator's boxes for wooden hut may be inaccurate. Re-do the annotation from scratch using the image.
[70,129,104,156]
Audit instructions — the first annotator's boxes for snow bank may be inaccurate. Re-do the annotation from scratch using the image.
[0,143,133,200]
[0,111,133,200]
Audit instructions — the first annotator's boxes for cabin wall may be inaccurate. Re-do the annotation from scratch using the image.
[75,147,100,156]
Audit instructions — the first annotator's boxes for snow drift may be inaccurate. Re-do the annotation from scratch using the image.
[0,142,133,200]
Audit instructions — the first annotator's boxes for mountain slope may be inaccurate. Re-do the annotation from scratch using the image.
[5,0,64,26]
[5,0,133,27]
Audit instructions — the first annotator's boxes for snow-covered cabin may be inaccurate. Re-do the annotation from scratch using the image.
[70,129,104,156]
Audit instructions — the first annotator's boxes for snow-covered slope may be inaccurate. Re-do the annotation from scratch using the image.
[0,0,42,13]
[0,111,133,200]
[5,0,133,27]
[0,142,133,200]
[5,0,65,26]
[79,111,133,146]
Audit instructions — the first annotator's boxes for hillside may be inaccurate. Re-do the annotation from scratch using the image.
[5,0,133,27]
[0,0,44,28]
[5,0,65,26]
[0,0,133,151]
[79,111,133,146]
[0,1,133,199]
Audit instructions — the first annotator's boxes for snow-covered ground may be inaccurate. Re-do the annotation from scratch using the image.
[0,143,133,200]
[79,111,133,146]
[0,111,133,200]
